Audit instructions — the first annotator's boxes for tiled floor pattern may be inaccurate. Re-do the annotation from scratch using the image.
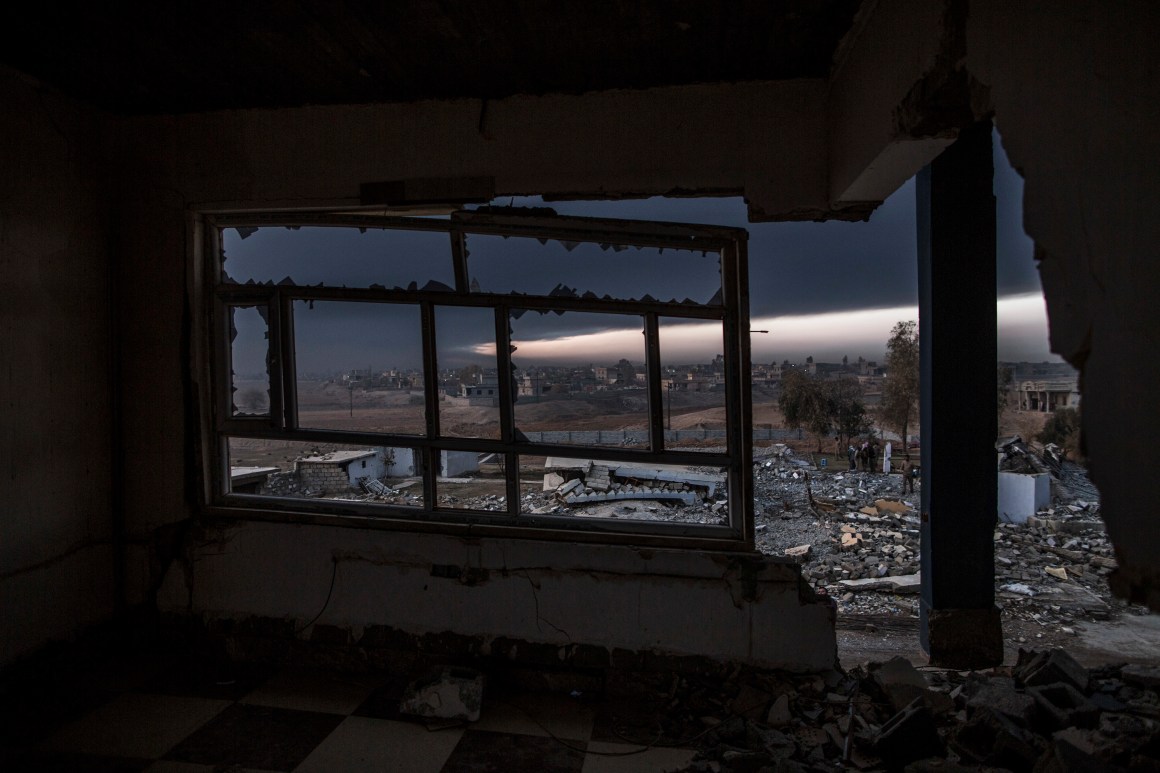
[2,662,698,772]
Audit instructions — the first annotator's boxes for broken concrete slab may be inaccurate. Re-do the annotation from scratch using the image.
[1028,681,1099,729]
[784,544,811,561]
[1121,664,1160,689]
[952,705,1047,770]
[545,457,725,496]
[765,694,791,727]
[564,488,697,506]
[874,697,946,769]
[838,573,921,594]
[963,676,1036,726]
[556,478,582,496]
[1016,649,1091,693]
[868,656,952,715]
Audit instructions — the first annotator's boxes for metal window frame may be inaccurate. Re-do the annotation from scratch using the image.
[199,210,753,550]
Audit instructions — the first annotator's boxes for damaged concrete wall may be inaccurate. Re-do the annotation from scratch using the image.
[825,0,955,214]
[157,523,836,672]
[117,79,827,218]
[0,66,115,664]
[966,0,1160,609]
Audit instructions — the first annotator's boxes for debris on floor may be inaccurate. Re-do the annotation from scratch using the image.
[659,650,1160,772]
[398,665,485,722]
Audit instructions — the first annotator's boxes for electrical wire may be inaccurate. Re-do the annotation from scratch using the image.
[295,557,338,635]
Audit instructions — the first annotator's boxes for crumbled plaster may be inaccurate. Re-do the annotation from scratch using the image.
[966,0,1160,609]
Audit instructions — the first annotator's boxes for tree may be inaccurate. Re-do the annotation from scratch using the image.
[1037,406,1083,461]
[457,363,482,385]
[881,320,920,456]
[828,377,870,446]
[778,369,828,450]
[779,371,869,452]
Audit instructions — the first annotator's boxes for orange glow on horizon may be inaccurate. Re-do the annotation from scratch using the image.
[470,293,1058,365]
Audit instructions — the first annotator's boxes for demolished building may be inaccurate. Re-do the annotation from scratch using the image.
[3,0,1159,717]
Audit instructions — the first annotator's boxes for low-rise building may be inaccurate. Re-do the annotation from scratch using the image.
[1016,379,1081,413]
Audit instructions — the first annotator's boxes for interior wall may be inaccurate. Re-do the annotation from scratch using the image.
[966,0,1160,609]
[114,80,838,670]
[0,67,115,665]
[156,524,837,672]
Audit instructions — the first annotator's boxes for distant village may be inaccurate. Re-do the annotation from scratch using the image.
[309,355,1078,413]
[233,357,1080,495]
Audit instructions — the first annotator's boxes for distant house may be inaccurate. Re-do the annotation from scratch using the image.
[380,448,480,478]
[1016,380,1081,413]
[294,449,386,493]
[465,380,500,407]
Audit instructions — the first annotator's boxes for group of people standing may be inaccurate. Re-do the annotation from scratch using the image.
[843,437,916,493]
[846,439,889,472]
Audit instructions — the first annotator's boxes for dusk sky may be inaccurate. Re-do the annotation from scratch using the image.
[226,130,1061,377]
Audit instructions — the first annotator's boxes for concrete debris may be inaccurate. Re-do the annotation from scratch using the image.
[543,457,725,507]
[1121,665,1160,689]
[998,435,1052,475]
[839,573,922,594]
[874,697,946,768]
[358,477,396,497]
[659,650,1160,773]
[1016,648,1091,692]
[398,665,484,722]
[744,453,1121,629]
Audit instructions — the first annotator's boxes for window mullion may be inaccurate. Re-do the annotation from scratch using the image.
[493,306,519,515]
[279,291,298,430]
[421,301,439,511]
[720,240,753,539]
[265,296,284,429]
[450,225,469,294]
[644,312,664,451]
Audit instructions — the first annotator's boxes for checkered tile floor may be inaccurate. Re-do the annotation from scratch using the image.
[2,658,698,772]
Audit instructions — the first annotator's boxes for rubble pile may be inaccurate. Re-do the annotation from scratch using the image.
[741,446,1124,626]
[541,458,724,508]
[261,443,1122,628]
[652,650,1160,772]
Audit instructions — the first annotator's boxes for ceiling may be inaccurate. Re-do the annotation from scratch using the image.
[3,0,863,115]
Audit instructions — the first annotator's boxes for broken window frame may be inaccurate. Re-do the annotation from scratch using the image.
[200,210,754,549]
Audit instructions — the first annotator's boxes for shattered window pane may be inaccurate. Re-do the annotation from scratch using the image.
[229,305,271,417]
[520,454,729,524]
[660,317,727,453]
[293,300,426,434]
[436,306,500,440]
[510,310,649,449]
[226,437,422,508]
[464,232,722,304]
[222,226,454,291]
[211,214,748,542]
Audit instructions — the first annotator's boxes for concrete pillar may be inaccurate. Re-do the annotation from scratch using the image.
[916,121,1003,668]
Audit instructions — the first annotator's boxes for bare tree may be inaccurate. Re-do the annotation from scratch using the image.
[881,321,919,457]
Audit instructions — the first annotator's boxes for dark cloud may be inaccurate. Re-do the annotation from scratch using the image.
[226,129,1047,374]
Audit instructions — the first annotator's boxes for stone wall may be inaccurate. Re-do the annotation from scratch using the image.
[296,463,356,495]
